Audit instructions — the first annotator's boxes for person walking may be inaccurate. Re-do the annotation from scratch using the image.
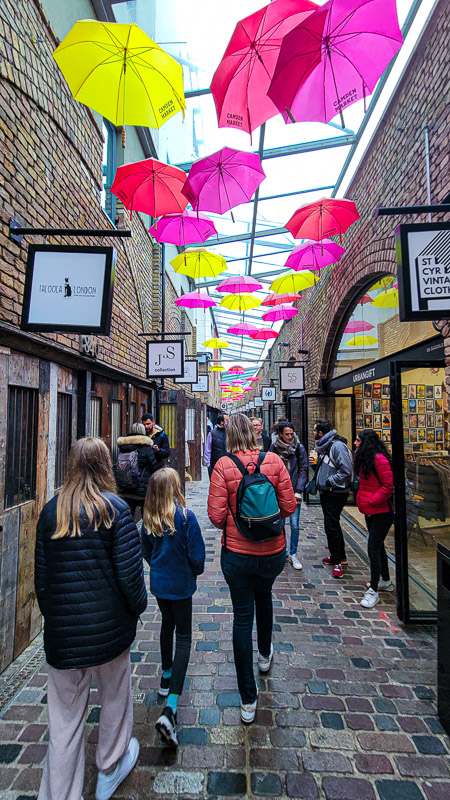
[141,468,205,746]
[116,422,158,515]
[203,413,228,478]
[251,416,271,451]
[208,414,296,723]
[310,419,353,579]
[354,429,394,608]
[34,437,147,800]
[270,421,308,570]
[141,413,170,469]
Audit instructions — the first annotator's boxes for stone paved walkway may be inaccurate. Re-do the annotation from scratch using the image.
[0,470,449,800]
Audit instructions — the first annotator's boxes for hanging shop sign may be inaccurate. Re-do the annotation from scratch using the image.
[147,340,184,378]
[220,402,228,410]
[175,360,199,384]
[191,374,209,392]
[261,385,276,401]
[254,396,263,407]
[396,222,450,321]
[248,400,255,409]
[279,366,305,392]
[21,244,116,334]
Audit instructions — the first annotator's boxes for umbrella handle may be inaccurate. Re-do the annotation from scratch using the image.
[122,127,126,148]
[285,107,296,124]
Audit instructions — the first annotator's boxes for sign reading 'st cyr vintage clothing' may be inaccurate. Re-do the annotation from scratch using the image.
[21,245,116,334]
[147,340,184,378]
[397,222,450,321]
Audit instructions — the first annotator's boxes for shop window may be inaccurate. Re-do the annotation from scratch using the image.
[55,393,72,488]
[110,399,123,464]
[5,387,39,508]
[101,121,116,222]
[90,396,102,438]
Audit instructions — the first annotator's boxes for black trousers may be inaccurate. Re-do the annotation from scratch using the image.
[365,511,394,591]
[319,491,349,565]
[156,597,192,697]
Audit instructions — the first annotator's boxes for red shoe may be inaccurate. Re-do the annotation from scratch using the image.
[323,557,347,565]
[332,564,344,579]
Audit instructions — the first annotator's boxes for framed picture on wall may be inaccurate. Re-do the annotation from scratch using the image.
[373,414,382,429]
[434,385,442,399]
[426,413,434,427]
[412,443,422,452]
[404,429,409,443]
[436,429,444,442]
[402,385,408,399]
[382,399,390,412]
[382,430,391,443]
[402,399,408,413]
[355,398,363,412]
[409,414,418,428]
[382,385,390,397]
[426,385,434,398]
[427,429,435,443]
[403,414,409,427]
[373,399,381,413]
[355,414,364,428]
[363,399,372,413]
[436,442,444,451]
[364,415,372,428]
[410,428,418,442]
[417,385,426,398]
[417,399,425,412]
[426,399,434,411]
[418,414,426,428]
[382,414,391,428]
[364,384,372,397]
[409,399,416,412]
[435,413,443,427]
[354,384,363,397]
[435,399,443,412]
[418,428,426,441]
[372,384,382,398]
[409,385,416,398]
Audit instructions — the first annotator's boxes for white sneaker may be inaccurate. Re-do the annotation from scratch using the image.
[288,553,303,570]
[258,643,273,673]
[360,588,379,608]
[95,737,139,800]
[241,690,258,724]
[366,579,394,592]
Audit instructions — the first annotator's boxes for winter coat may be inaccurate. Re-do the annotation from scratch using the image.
[269,440,308,493]
[208,449,296,556]
[210,426,227,470]
[117,434,158,498]
[34,493,147,670]
[257,433,272,452]
[356,453,393,515]
[141,506,205,599]
[315,431,353,493]
[148,425,170,467]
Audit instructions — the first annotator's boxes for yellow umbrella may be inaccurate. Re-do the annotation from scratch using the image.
[370,276,395,290]
[270,270,319,294]
[202,338,229,348]
[171,249,226,280]
[53,20,185,146]
[220,294,261,312]
[210,365,226,371]
[371,288,399,308]
[346,335,379,346]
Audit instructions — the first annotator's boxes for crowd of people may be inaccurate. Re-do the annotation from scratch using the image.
[34,411,394,800]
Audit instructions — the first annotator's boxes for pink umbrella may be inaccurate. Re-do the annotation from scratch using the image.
[246,376,260,382]
[262,303,299,322]
[285,239,345,271]
[344,320,374,333]
[216,275,263,293]
[268,0,403,127]
[261,292,301,306]
[182,147,266,216]
[250,328,279,341]
[111,158,187,218]
[149,209,217,246]
[210,0,317,137]
[228,365,245,374]
[231,380,244,385]
[285,198,359,241]
[227,323,259,336]
[174,291,216,310]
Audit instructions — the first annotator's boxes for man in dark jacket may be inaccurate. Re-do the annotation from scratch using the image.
[204,413,228,478]
[142,413,170,469]
[251,417,271,451]
[117,423,158,514]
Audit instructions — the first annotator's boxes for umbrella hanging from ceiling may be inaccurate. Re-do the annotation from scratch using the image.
[262,303,299,322]
[346,335,378,347]
[285,239,345,271]
[285,198,359,242]
[202,338,230,348]
[226,323,259,336]
[111,158,187,217]
[371,288,399,308]
[174,291,216,310]
[171,249,226,280]
[216,275,264,293]
[220,294,261,312]
[270,270,318,294]
[182,147,266,217]
[250,328,279,341]
[261,292,301,306]
[344,320,374,333]
[149,209,217,246]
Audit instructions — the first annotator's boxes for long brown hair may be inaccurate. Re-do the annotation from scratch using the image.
[143,467,186,537]
[53,437,117,539]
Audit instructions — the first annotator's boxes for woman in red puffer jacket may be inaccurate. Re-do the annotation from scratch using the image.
[354,429,394,609]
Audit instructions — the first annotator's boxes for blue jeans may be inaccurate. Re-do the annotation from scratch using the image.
[220,547,286,704]
[289,503,301,555]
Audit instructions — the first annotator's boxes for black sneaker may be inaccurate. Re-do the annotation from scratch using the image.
[156,706,178,746]
[158,675,170,697]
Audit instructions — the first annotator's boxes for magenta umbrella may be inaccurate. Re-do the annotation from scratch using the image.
[174,291,216,310]
[227,323,259,336]
[149,209,217,246]
[262,303,299,322]
[228,365,246,374]
[268,0,403,127]
[250,328,279,341]
[344,320,374,333]
[285,238,345,271]
[182,147,266,216]
[216,275,263,293]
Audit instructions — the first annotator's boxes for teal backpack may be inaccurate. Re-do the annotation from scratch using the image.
[227,452,284,542]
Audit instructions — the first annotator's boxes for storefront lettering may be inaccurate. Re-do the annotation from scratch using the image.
[353,367,376,383]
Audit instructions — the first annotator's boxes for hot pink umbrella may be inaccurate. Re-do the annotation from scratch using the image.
[250,328,279,341]
[216,275,263,293]
[246,376,259,381]
[111,158,187,217]
[210,0,317,137]
[344,320,374,333]
[262,303,299,322]
[268,0,403,127]
[227,323,259,336]
[231,380,244,385]
[261,292,301,306]
[182,148,266,216]
[174,291,216,310]
[285,238,345,271]
[149,209,217,246]
[285,198,359,241]
[228,365,245,374]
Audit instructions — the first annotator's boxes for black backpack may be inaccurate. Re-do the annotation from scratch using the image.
[116,449,140,491]
[227,452,284,543]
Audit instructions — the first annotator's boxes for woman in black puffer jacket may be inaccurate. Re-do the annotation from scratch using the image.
[35,437,147,800]
[117,422,158,515]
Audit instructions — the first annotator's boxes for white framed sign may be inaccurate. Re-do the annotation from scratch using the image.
[175,360,198,384]
[21,244,116,334]
[396,222,450,320]
[147,340,184,378]
[248,400,255,409]
[261,386,276,401]
[280,366,305,391]
[192,374,209,392]
[220,402,228,410]
[254,396,263,407]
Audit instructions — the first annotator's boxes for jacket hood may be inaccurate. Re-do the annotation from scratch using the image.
[117,435,152,446]
[148,425,163,438]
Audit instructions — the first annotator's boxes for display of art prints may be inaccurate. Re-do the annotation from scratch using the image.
[418,414,426,428]
[426,399,434,411]
[363,399,372,413]
[426,428,435,442]
[382,385,390,397]
[417,399,425,412]
[402,399,408,413]
[355,398,363,413]
[382,430,391,443]
[435,399,443,412]
[355,414,364,429]
[434,385,442,399]
[417,385,425,398]
[403,429,409,443]
[409,414,418,428]
[426,386,434,399]
[409,399,416,412]
[436,429,444,442]
[373,414,382,429]
[372,384,382,399]
[426,413,434,427]
[402,385,408,399]
[364,384,372,397]
[354,384,363,397]
[435,413,443,427]
[382,414,391,428]
[373,399,381,413]
[364,415,372,428]
[408,385,416,398]
[409,428,418,442]
[418,428,426,441]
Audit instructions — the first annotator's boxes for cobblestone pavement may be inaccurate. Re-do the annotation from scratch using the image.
[1,470,449,799]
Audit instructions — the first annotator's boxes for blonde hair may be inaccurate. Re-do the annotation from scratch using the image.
[226,413,259,453]
[54,438,117,539]
[143,467,186,537]
[131,422,145,435]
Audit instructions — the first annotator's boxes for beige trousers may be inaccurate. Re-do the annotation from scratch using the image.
[38,648,133,800]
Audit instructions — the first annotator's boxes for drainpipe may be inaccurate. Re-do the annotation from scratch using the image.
[424,125,432,223]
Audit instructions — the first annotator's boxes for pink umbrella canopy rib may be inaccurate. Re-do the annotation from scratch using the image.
[149,209,217,245]
[216,275,263,293]
[262,303,299,322]
[285,238,345,271]
[111,158,188,218]
[174,291,216,309]
[182,147,266,215]
[261,292,301,306]
[285,198,359,241]
[227,323,259,336]
[250,328,279,340]
[344,320,374,333]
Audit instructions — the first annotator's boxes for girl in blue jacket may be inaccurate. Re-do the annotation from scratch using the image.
[142,467,205,746]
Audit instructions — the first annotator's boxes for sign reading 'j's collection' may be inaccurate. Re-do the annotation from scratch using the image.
[147,340,184,379]
[396,222,450,321]
[21,245,116,334]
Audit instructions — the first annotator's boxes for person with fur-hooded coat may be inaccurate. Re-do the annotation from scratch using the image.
[117,423,158,514]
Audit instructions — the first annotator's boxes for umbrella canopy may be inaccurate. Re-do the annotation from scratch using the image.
[231,380,244,385]
[346,335,378,346]
[270,270,318,294]
[268,0,403,126]
[182,147,266,215]
[261,292,301,306]
[228,366,246,374]
[285,198,359,241]
[111,158,187,217]
[220,294,261,312]
[262,303,299,322]
[371,288,399,308]
[53,20,185,140]
[344,320,374,333]
[227,323,259,336]
[371,275,395,290]
[359,293,373,305]
[250,328,279,340]
[171,249,226,280]
[246,376,260,382]
[216,275,263,293]
[210,365,226,371]
[174,291,216,310]
[285,238,345,271]
[202,338,229,348]
[210,0,316,137]
[148,209,217,246]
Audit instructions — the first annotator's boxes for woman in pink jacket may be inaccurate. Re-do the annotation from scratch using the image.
[354,429,394,609]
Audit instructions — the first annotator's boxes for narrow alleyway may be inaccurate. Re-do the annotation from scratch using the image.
[0,470,448,800]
